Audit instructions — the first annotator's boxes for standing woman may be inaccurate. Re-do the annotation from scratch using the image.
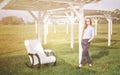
[77,18,95,69]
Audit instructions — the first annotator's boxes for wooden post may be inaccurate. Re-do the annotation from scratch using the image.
[108,19,111,46]
[65,12,75,49]
[37,11,42,42]
[110,19,113,35]
[46,17,49,35]
[66,20,69,34]
[69,3,84,64]
[28,11,38,34]
[94,18,98,35]
[78,6,84,64]
[70,11,74,49]
[53,22,57,34]
[43,14,49,44]
[104,14,111,46]
[35,20,38,34]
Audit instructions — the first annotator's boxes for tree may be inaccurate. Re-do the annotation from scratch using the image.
[1,16,24,25]
[112,9,120,24]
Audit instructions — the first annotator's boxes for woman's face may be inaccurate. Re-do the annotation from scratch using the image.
[86,19,91,25]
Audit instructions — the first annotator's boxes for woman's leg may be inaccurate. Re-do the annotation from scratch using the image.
[80,40,89,65]
[86,51,92,64]
[85,42,92,66]
[80,48,87,64]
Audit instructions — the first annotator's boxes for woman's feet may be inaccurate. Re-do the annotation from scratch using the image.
[76,64,92,69]
[89,64,92,67]
[76,64,82,69]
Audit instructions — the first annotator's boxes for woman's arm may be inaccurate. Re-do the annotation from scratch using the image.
[88,36,94,42]
[88,26,95,42]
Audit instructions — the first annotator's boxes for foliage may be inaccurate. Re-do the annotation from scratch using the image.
[0,16,24,25]
[112,9,120,24]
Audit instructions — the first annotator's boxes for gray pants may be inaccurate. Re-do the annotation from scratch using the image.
[80,39,92,64]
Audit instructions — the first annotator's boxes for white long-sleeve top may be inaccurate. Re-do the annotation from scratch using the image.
[83,25,95,39]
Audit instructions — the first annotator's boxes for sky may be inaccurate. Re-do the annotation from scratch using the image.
[84,0,120,11]
[0,0,120,22]
[0,10,34,22]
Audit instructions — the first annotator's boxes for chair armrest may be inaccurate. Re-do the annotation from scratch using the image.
[44,49,52,53]
[44,49,56,56]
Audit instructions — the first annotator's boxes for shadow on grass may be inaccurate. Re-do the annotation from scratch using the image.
[90,43,110,61]
[91,38,119,49]
[98,32,118,35]
[0,49,24,57]
[111,39,120,46]
[91,50,109,61]
[0,55,28,75]
[0,54,99,75]
[90,43,110,63]
[53,58,99,75]
[98,32,108,35]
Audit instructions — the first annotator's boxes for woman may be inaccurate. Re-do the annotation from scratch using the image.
[77,18,95,69]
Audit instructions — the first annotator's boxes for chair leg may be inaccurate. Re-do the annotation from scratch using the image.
[53,56,57,66]
[25,53,34,68]
[44,63,49,66]
[53,61,56,66]
[35,54,41,69]
[25,62,34,68]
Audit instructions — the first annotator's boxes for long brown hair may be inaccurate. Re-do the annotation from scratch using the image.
[86,18,92,25]
[84,18,92,29]
[82,18,92,38]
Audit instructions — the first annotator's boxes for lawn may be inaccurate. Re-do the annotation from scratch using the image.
[0,24,120,75]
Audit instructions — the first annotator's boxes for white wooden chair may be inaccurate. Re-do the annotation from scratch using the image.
[24,40,56,68]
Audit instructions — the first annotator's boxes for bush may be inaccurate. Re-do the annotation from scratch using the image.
[1,16,24,25]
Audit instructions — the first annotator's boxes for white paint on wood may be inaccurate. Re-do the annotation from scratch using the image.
[69,3,84,64]
[0,0,11,9]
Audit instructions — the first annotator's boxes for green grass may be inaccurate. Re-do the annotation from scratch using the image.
[0,24,120,75]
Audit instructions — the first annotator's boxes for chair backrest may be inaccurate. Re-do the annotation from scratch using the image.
[24,40,46,58]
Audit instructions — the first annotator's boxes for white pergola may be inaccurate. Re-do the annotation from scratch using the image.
[0,0,101,65]
[85,15,113,46]
[47,9,116,47]
[85,10,119,47]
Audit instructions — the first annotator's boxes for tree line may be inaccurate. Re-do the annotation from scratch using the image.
[0,16,25,25]
[0,9,120,25]
[111,9,120,24]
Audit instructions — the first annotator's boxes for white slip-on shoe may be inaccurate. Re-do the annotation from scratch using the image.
[89,64,92,67]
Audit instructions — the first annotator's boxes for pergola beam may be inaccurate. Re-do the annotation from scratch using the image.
[28,10,38,20]
[43,0,100,5]
[66,20,69,34]
[37,11,42,42]
[43,13,49,44]
[65,11,75,49]
[104,14,112,47]
[28,10,38,34]
[94,18,98,35]
[0,0,11,9]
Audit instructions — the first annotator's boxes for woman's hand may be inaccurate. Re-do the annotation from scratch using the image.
[88,36,94,42]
